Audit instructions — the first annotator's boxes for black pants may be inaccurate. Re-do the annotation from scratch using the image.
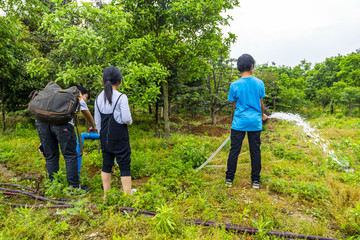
[36,122,79,188]
[226,129,261,183]
[101,140,131,176]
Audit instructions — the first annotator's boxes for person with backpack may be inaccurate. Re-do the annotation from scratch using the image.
[94,66,133,197]
[37,85,97,158]
[32,83,94,194]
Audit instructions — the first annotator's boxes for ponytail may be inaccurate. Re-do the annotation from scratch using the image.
[102,66,123,105]
[104,80,113,104]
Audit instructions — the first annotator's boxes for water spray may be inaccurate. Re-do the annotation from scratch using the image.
[269,112,353,172]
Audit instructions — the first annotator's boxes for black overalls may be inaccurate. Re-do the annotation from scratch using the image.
[96,94,131,176]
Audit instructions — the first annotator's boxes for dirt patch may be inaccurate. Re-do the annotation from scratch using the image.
[169,116,182,124]
[133,177,150,186]
[182,115,206,122]
[217,116,232,125]
[86,165,100,179]
[0,163,16,179]
[180,124,229,137]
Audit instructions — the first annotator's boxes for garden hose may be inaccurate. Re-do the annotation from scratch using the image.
[195,135,230,171]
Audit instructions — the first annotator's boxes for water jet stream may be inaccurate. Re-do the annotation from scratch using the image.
[269,112,352,172]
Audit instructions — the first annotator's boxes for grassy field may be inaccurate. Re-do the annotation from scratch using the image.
[0,111,359,239]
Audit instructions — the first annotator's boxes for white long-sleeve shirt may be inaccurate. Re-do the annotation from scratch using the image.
[94,90,132,133]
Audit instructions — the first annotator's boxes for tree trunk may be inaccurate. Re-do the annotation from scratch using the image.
[162,81,170,140]
[330,103,334,114]
[1,80,5,134]
[210,100,217,125]
[155,99,159,124]
[148,105,152,114]
[211,108,216,125]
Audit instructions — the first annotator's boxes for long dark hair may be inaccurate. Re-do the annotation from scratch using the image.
[103,66,122,104]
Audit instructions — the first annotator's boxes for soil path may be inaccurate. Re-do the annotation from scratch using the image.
[0,163,16,179]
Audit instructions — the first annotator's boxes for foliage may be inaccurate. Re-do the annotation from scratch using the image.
[25,1,169,110]
[152,204,178,234]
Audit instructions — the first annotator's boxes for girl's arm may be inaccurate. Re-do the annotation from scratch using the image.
[94,98,101,133]
[120,95,132,125]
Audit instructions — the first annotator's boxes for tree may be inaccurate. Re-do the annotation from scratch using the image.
[305,55,343,100]
[339,87,360,115]
[120,0,240,139]
[26,1,169,111]
[255,69,279,110]
[197,33,237,124]
[337,51,360,87]
[316,87,333,112]
[0,14,38,133]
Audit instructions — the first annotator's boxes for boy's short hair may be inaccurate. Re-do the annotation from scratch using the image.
[77,85,89,98]
[237,54,255,73]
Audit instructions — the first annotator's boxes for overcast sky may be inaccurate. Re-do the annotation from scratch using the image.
[221,0,360,67]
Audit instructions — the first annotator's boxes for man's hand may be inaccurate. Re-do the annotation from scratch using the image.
[262,113,268,121]
[89,127,98,133]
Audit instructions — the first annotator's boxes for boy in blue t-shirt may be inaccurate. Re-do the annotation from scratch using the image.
[225,54,268,189]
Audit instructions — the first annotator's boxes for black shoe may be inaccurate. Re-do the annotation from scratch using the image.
[252,181,260,189]
[225,179,233,188]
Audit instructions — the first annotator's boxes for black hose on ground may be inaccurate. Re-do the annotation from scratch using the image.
[0,183,36,192]
[0,187,69,205]
[1,202,74,208]
[184,219,336,240]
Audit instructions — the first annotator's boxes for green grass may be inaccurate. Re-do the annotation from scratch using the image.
[0,112,360,239]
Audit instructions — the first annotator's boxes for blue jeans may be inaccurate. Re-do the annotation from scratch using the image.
[36,122,79,188]
[226,129,262,183]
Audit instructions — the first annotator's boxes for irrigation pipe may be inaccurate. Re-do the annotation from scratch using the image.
[195,136,230,171]
[184,219,336,240]
[1,202,74,208]
[0,183,36,192]
[0,187,70,205]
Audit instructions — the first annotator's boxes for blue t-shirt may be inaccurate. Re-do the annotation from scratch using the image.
[228,76,265,131]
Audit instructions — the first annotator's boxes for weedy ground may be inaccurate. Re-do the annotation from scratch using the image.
[0,110,359,239]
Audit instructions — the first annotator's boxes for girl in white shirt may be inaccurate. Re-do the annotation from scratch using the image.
[94,66,133,196]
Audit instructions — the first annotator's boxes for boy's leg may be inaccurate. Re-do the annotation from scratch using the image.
[248,131,261,183]
[53,124,79,188]
[36,122,60,181]
[225,129,246,182]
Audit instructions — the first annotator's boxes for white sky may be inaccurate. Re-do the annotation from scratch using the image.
[222,0,360,67]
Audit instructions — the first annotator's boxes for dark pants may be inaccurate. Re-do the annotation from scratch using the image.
[226,129,262,183]
[101,140,131,176]
[36,122,79,188]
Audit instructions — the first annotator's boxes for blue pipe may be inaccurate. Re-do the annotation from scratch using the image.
[76,132,100,176]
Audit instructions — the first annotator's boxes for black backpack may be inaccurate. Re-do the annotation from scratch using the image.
[28,82,79,124]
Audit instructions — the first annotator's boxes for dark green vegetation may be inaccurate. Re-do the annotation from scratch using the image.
[1,109,360,239]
